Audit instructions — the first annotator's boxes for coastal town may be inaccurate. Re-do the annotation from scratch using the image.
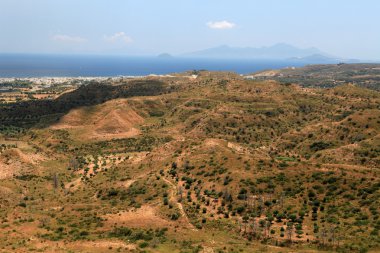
[0,76,139,103]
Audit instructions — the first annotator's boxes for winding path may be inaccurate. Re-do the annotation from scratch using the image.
[162,177,197,231]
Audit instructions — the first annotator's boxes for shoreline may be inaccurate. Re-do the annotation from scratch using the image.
[0,74,183,84]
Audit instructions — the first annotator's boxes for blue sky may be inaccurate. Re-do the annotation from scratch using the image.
[1,0,379,60]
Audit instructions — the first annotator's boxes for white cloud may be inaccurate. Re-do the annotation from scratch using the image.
[104,32,133,43]
[52,34,86,43]
[207,20,236,30]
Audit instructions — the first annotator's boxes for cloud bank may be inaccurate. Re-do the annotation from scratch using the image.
[51,34,86,43]
[104,32,133,43]
[207,21,236,30]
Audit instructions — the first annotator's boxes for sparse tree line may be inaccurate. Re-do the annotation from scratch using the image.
[0,143,17,153]
[161,158,379,252]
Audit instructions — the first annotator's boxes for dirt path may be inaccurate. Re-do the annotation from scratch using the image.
[120,172,148,189]
[122,179,136,188]
[162,177,197,231]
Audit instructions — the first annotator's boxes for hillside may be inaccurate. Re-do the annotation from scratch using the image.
[0,71,379,253]
[249,63,380,91]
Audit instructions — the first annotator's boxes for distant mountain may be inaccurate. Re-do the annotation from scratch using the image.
[157,53,173,58]
[288,54,361,64]
[287,54,340,63]
[183,43,333,60]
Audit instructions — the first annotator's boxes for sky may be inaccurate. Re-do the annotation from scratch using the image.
[0,0,379,60]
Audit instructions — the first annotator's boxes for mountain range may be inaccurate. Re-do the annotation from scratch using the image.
[182,43,359,63]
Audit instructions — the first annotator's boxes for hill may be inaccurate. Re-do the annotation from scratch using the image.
[249,63,380,91]
[0,70,379,253]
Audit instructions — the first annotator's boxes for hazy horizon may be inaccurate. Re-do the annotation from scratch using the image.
[1,0,380,61]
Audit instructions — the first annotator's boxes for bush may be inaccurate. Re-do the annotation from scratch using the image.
[310,141,332,151]
[236,206,245,214]
[18,202,27,208]
[139,241,149,248]
[171,213,179,220]
[148,110,165,117]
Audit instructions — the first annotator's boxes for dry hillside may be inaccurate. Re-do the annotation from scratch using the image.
[0,71,379,253]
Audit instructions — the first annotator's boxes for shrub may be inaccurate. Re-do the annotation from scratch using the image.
[310,141,332,151]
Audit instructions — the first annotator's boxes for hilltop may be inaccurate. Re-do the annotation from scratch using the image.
[0,69,379,253]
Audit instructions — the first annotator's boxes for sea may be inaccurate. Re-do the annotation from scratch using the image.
[0,54,311,78]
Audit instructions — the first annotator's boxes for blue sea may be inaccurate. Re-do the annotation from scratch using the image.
[0,54,310,78]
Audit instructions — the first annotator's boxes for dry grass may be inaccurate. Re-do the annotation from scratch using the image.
[51,99,144,140]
